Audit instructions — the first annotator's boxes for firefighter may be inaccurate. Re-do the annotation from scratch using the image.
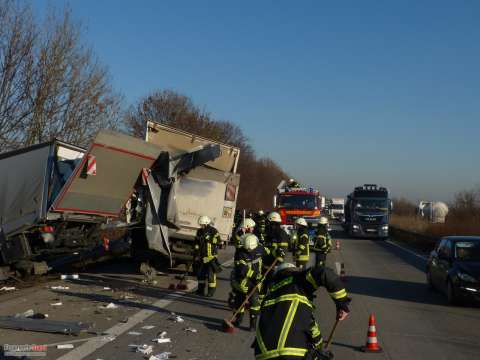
[288,178,301,189]
[254,210,267,244]
[265,211,289,259]
[254,263,350,360]
[294,218,310,269]
[234,218,256,249]
[194,215,221,297]
[312,217,332,267]
[231,233,271,330]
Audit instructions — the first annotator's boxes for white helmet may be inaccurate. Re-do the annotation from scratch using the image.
[274,262,296,275]
[319,217,328,225]
[198,215,211,226]
[289,178,295,183]
[242,234,259,251]
[295,218,308,227]
[258,210,264,216]
[241,218,256,230]
[267,211,282,223]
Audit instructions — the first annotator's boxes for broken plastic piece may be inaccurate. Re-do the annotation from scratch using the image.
[157,331,167,338]
[152,338,171,344]
[102,303,118,309]
[15,309,34,318]
[0,286,16,291]
[169,313,184,323]
[149,352,172,360]
[184,327,198,333]
[57,344,74,349]
[142,325,155,330]
[128,331,142,336]
[50,302,63,306]
[136,344,153,355]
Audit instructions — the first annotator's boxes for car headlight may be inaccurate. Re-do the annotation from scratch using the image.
[381,225,389,231]
[458,272,477,283]
[352,225,359,229]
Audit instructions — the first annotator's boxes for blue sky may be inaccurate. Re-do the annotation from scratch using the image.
[33,1,480,202]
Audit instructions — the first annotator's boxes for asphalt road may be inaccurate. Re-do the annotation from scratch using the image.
[1,225,480,359]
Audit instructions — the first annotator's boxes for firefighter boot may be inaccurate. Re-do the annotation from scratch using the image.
[206,286,216,297]
[196,284,205,296]
[249,314,257,331]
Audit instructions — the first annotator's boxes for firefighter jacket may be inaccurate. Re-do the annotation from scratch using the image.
[265,225,290,255]
[234,228,246,249]
[254,214,267,243]
[194,225,220,264]
[254,267,349,359]
[294,228,310,262]
[312,227,332,254]
[232,246,269,294]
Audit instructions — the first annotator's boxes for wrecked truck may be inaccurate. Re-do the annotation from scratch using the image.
[0,130,165,275]
[129,121,241,264]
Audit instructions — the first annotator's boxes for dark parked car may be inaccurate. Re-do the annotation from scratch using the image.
[426,236,480,305]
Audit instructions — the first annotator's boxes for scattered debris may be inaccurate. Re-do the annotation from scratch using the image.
[102,303,118,310]
[61,274,79,280]
[30,313,49,319]
[149,352,172,360]
[0,316,92,335]
[128,331,143,336]
[0,286,16,291]
[15,309,34,318]
[50,302,63,306]
[51,286,70,290]
[120,317,129,323]
[142,325,156,330]
[102,335,116,342]
[152,338,171,344]
[102,287,112,291]
[136,344,153,355]
[57,344,74,349]
[184,327,198,333]
[157,331,168,338]
[169,313,184,323]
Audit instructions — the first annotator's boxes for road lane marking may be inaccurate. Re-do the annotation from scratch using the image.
[385,240,428,260]
[57,258,233,360]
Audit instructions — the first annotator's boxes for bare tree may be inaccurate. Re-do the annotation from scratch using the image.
[0,1,121,151]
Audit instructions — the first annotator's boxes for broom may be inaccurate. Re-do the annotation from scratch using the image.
[223,258,278,333]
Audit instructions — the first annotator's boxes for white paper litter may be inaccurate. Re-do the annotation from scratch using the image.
[57,344,74,349]
[128,331,143,336]
[0,287,16,291]
[102,303,118,309]
[157,331,167,338]
[51,286,70,290]
[152,338,171,344]
[184,327,198,333]
[50,302,63,306]
[149,352,171,360]
[169,315,184,323]
[136,345,153,355]
[142,325,155,330]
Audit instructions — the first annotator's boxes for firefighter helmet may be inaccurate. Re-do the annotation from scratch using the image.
[198,215,211,226]
[258,210,264,216]
[243,234,259,251]
[319,217,328,225]
[267,211,282,223]
[241,218,256,229]
[274,262,296,275]
[295,218,308,227]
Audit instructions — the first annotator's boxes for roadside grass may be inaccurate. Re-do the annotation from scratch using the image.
[391,215,480,238]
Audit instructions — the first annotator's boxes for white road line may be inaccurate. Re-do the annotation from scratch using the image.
[385,240,428,260]
[57,258,233,360]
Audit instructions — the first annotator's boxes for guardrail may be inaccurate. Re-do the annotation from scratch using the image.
[389,226,439,253]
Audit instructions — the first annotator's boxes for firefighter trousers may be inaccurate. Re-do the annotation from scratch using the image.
[197,262,217,290]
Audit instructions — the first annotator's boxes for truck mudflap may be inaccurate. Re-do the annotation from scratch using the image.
[51,130,163,217]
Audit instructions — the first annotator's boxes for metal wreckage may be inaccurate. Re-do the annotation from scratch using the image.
[0,122,240,278]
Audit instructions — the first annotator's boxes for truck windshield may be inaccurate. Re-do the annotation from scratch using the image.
[354,199,388,211]
[331,204,344,210]
[279,195,318,210]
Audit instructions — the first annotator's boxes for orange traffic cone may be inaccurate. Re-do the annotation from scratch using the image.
[361,314,383,352]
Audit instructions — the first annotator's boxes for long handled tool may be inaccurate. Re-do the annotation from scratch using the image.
[176,262,192,290]
[223,258,279,333]
[324,318,340,350]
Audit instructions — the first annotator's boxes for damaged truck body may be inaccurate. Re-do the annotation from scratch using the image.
[0,124,240,274]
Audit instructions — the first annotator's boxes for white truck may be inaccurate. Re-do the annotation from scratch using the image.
[329,198,345,220]
[130,121,241,265]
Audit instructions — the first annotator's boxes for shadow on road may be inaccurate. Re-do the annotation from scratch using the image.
[346,275,446,305]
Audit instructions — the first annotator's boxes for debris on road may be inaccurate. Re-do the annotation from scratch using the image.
[157,331,168,338]
[120,317,129,323]
[61,274,79,280]
[152,338,171,344]
[15,309,34,318]
[102,287,112,291]
[169,313,184,323]
[57,344,74,349]
[102,302,118,309]
[0,286,16,291]
[142,325,156,330]
[128,331,143,336]
[0,316,92,335]
[51,286,70,290]
[184,327,198,333]
[50,302,63,306]
[136,344,153,355]
[149,352,172,360]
